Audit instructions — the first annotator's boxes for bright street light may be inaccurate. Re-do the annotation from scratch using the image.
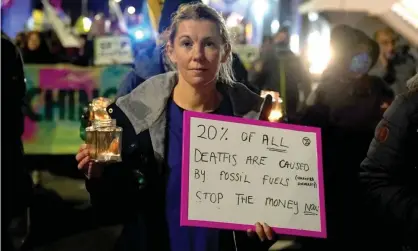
[127,6,136,15]
[135,30,144,40]
[271,19,280,34]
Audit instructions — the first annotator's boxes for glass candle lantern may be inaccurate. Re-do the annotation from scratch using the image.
[85,125,98,160]
[86,119,122,163]
[84,97,122,163]
[260,90,284,122]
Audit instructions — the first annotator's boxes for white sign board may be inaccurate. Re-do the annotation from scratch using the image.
[94,35,134,65]
[180,111,326,238]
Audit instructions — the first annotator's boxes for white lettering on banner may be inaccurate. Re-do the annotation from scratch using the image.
[180,111,326,238]
[94,36,134,65]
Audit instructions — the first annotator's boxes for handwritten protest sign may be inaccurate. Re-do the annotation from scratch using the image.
[181,111,326,238]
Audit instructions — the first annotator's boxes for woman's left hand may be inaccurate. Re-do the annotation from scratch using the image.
[247,222,274,241]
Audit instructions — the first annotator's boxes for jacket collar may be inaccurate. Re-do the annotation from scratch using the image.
[115,71,265,135]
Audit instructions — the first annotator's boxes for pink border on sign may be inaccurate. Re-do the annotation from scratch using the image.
[181,110,327,239]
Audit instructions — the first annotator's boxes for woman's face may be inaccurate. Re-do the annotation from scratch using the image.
[27,33,41,51]
[167,20,228,87]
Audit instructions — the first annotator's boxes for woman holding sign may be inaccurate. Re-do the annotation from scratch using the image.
[75,3,275,251]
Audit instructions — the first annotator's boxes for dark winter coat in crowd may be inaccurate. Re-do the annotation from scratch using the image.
[360,73,418,251]
[251,43,312,120]
[2,31,33,251]
[296,25,397,251]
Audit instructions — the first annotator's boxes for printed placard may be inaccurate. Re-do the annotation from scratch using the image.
[94,35,134,65]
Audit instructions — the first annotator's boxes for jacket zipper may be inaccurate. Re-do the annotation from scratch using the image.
[233,231,238,251]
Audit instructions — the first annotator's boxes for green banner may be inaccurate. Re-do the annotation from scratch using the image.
[23,64,131,154]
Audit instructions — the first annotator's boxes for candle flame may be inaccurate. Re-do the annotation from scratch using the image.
[260,90,283,122]
[108,138,120,154]
[268,109,283,122]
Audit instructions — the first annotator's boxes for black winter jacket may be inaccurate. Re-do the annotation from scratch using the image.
[360,74,418,250]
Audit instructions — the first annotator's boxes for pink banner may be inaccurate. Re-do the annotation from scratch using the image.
[1,0,14,9]
[49,0,62,9]
[22,64,131,154]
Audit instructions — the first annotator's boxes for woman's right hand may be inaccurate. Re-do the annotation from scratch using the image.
[76,144,103,179]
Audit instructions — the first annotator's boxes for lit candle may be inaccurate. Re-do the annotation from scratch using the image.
[268,108,283,122]
[260,90,283,122]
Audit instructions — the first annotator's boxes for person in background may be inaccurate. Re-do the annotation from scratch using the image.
[45,30,69,63]
[231,51,256,92]
[248,36,272,90]
[369,27,416,95]
[219,12,254,92]
[119,28,174,97]
[360,73,418,251]
[251,26,312,121]
[22,31,53,64]
[305,25,394,123]
[72,34,92,66]
[260,36,273,55]
[15,32,26,50]
[299,25,394,251]
[2,31,33,251]
[76,3,275,251]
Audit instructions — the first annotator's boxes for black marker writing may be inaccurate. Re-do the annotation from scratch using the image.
[297,182,317,188]
[262,134,289,148]
[196,191,224,204]
[265,197,299,215]
[262,134,289,153]
[197,125,228,141]
[262,175,289,187]
[304,203,319,216]
[235,193,254,205]
[279,159,309,172]
[295,176,317,188]
[245,155,267,166]
[267,147,287,153]
[194,169,206,183]
[220,171,251,183]
[295,175,314,182]
[241,132,256,143]
[194,149,237,166]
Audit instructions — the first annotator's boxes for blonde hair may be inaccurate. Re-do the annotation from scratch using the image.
[374,27,396,40]
[167,2,235,85]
